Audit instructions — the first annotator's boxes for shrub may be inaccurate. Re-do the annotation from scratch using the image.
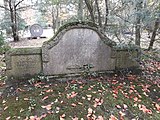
[0,33,4,47]
[0,45,10,55]
[0,33,10,54]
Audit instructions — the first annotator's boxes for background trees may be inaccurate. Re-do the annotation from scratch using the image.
[36,0,62,33]
[0,0,31,41]
[0,0,159,50]
[147,1,160,50]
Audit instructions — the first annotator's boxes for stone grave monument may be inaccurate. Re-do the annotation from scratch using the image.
[5,22,139,80]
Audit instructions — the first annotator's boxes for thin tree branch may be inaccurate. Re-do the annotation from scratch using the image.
[8,0,12,10]
[15,0,25,8]
[84,0,95,22]
[0,5,9,11]
[95,0,102,27]
[16,5,33,11]
[104,0,109,30]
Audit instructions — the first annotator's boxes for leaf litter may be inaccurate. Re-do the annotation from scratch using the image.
[0,51,160,119]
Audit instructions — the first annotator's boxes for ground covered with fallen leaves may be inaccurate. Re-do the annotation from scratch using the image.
[0,51,160,120]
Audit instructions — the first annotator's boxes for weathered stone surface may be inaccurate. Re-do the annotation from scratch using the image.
[5,47,42,79]
[115,50,139,69]
[30,24,43,37]
[42,28,116,75]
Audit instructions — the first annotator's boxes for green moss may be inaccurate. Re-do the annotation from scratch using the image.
[0,44,11,55]
[6,47,42,55]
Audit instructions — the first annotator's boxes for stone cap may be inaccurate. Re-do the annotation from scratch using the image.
[6,47,42,55]
[5,47,42,70]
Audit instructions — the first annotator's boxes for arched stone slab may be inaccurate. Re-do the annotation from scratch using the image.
[42,22,116,75]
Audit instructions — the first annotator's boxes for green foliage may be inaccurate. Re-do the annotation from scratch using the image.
[70,84,78,90]
[36,15,48,27]
[0,44,11,55]
[80,64,97,78]
[28,97,37,111]
[28,73,49,85]
[0,33,4,47]
[0,33,10,54]
[0,12,27,33]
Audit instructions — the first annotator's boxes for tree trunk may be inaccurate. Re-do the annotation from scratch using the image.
[77,0,83,21]
[95,0,102,27]
[148,18,159,50]
[1,0,26,41]
[13,4,19,41]
[11,11,19,41]
[84,0,95,23]
[51,5,56,33]
[104,0,109,30]
[135,19,141,46]
[135,1,142,46]
[9,0,19,41]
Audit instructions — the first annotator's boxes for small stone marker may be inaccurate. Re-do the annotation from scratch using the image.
[30,24,43,37]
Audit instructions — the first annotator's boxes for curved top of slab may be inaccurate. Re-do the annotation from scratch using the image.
[42,21,116,49]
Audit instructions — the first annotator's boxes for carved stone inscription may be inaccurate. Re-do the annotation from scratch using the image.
[16,58,37,70]
[10,55,42,77]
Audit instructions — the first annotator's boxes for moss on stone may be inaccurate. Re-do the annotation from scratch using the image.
[113,44,140,51]
[45,21,98,43]
[43,21,116,48]
[6,47,42,55]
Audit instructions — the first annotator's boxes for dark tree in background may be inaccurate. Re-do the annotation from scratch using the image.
[135,0,143,46]
[0,0,26,41]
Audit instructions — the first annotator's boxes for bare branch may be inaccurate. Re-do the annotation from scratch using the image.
[15,0,25,8]
[8,0,12,11]
[84,0,95,22]
[16,5,34,11]
[0,5,9,11]
[104,0,109,28]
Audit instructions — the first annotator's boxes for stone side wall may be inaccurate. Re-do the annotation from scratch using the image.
[5,47,42,79]
[115,50,139,69]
